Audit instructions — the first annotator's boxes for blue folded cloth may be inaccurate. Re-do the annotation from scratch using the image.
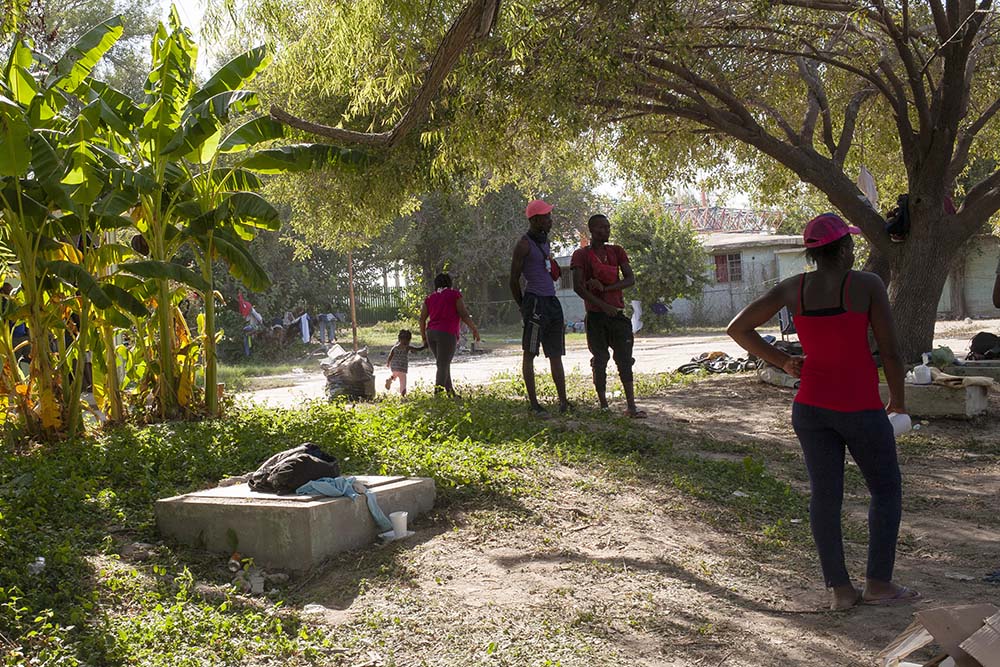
[295,476,392,531]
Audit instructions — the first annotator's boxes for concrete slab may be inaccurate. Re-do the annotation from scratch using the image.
[879,383,989,418]
[155,476,435,570]
[945,362,1000,382]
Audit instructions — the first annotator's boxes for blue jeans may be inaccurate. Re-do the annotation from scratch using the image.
[317,319,336,343]
[791,402,902,588]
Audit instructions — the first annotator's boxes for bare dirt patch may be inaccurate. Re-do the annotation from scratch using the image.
[292,375,999,666]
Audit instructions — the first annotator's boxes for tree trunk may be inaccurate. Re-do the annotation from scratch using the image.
[948,252,968,320]
[884,210,954,362]
[348,250,359,352]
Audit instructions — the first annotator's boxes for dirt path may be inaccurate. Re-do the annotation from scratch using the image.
[240,318,1000,409]
[287,374,999,666]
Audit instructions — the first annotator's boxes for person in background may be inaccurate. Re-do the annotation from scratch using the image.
[317,308,337,344]
[420,273,480,397]
[509,199,569,415]
[571,213,644,417]
[2,283,30,365]
[727,213,917,611]
[385,329,424,396]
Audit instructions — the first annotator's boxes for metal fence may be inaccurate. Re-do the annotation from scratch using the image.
[663,204,783,232]
[353,286,407,326]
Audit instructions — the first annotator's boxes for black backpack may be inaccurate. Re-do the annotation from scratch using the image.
[248,443,340,494]
[885,194,910,242]
[969,332,1000,359]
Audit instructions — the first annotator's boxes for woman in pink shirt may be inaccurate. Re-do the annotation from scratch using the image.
[420,273,480,396]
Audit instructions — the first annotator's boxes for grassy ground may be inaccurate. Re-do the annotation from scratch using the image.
[0,372,775,666]
[2,372,995,665]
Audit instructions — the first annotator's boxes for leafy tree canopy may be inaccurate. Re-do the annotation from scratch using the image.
[610,195,708,318]
[208,0,1000,358]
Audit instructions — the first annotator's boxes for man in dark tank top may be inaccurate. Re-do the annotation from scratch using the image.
[509,199,570,415]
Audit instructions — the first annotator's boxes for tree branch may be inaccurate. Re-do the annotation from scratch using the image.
[874,0,932,133]
[769,0,860,10]
[948,95,1000,185]
[796,56,836,153]
[270,0,501,147]
[834,87,876,166]
[928,0,951,40]
[956,165,1000,235]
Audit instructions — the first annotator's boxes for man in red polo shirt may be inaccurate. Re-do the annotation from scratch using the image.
[571,214,645,417]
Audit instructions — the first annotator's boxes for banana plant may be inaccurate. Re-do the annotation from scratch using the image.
[1,7,372,432]
[0,19,151,439]
[88,9,371,418]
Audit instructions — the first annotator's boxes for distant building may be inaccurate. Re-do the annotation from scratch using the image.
[669,232,807,326]
[938,234,1000,319]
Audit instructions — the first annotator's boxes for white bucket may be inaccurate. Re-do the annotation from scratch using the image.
[389,511,408,538]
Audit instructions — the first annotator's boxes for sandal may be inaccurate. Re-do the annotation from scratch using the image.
[861,586,921,606]
[625,409,647,419]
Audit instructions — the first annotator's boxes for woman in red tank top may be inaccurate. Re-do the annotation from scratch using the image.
[727,213,918,610]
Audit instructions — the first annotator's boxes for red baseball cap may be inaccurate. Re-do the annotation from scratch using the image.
[803,213,861,248]
[525,199,553,219]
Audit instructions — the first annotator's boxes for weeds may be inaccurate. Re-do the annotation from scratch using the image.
[0,371,882,664]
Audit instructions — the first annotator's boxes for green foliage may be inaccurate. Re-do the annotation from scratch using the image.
[10,0,159,97]
[610,195,708,327]
[0,10,372,432]
[0,370,816,663]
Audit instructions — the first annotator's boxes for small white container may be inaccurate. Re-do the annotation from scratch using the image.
[912,353,932,385]
[888,412,912,437]
[389,511,408,538]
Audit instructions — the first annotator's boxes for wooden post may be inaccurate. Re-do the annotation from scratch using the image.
[348,250,359,351]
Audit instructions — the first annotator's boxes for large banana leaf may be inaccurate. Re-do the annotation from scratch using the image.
[188,191,280,235]
[44,260,113,309]
[178,168,262,198]
[212,227,270,291]
[93,168,157,215]
[140,17,196,156]
[6,41,38,106]
[29,134,75,212]
[241,143,372,174]
[219,115,284,153]
[0,94,31,177]
[0,186,47,226]
[85,80,143,137]
[27,87,66,125]
[161,90,260,161]
[188,45,270,110]
[119,260,209,292]
[100,282,149,318]
[45,16,124,95]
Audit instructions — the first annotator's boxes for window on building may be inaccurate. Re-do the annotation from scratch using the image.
[559,266,573,291]
[714,253,742,283]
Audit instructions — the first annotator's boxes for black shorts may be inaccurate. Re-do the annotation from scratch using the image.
[585,311,634,381]
[521,293,564,358]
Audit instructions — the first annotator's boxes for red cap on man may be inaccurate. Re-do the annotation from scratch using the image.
[525,199,553,219]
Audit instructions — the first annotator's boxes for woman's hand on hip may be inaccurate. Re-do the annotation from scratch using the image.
[782,355,804,378]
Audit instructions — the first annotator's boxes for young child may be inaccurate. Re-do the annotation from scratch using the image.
[385,329,424,396]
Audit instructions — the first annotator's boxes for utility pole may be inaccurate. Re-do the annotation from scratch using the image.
[348,250,359,351]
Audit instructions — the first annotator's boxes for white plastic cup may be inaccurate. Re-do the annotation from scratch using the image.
[888,412,912,437]
[389,511,408,537]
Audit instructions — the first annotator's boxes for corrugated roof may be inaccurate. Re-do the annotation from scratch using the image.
[699,232,803,251]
